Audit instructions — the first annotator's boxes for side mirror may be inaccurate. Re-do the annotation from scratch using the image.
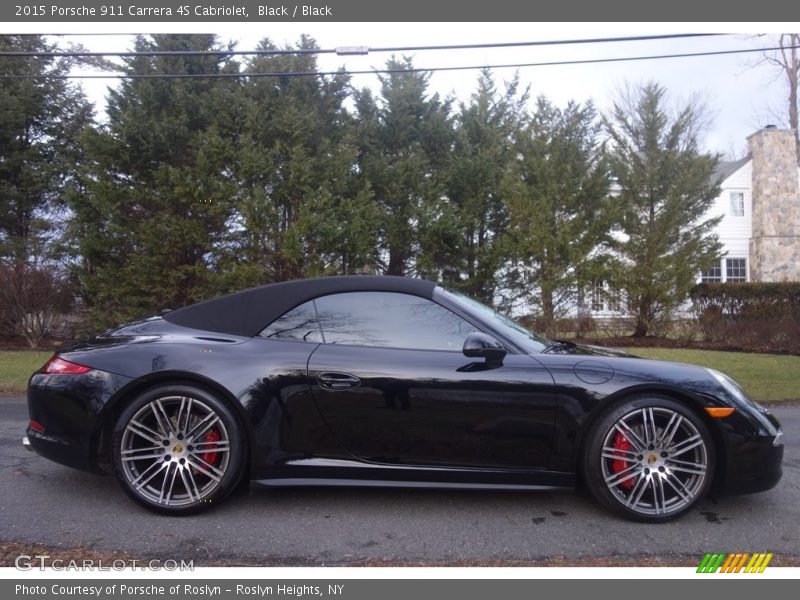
[462,332,507,363]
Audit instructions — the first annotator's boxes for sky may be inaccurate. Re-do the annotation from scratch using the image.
[11,22,799,157]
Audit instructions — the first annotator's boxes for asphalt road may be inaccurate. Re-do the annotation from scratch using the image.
[1,397,798,566]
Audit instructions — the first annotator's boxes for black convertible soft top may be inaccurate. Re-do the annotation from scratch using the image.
[163,275,437,337]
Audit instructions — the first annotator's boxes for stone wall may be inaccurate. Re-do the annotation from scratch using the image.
[747,128,800,281]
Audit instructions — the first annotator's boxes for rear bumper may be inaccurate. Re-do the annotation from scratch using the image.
[26,369,135,473]
[26,427,96,471]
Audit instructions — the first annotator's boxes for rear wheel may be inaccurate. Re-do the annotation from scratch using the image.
[583,396,715,522]
[112,384,245,515]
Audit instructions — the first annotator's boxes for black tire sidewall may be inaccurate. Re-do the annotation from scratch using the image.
[583,395,716,523]
[111,384,246,515]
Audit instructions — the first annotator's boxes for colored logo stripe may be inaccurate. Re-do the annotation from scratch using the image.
[697,552,773,573]
[697,553,726,573]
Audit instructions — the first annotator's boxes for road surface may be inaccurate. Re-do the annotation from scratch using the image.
[1,397,797,566]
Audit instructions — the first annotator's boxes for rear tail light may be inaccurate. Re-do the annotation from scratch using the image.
[41,356,92,375]
[28,420,45,433]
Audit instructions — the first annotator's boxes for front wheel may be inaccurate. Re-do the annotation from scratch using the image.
[583,396,716,522]
[112,384,245,515]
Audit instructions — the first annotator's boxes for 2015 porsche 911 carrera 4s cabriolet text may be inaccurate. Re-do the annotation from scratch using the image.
[24,276,783,521]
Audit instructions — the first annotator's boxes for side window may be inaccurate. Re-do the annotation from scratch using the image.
[258,300,322,343]
[314,292,475,351]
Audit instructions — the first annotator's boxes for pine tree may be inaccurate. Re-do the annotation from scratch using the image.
[0,35,92,342]
[502,96,612,335]
[71,34,242,325]
[0,35,93,265]
[604,82,723,337]
[355,57,454,277]
[226,35,378,286]
[446,70,527,303]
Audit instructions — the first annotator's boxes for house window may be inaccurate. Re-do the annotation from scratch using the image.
[700,260,722,283]
[725,258,747,282]
[591,279,604,312]
[607,287,622,312]
[730,192,745,217]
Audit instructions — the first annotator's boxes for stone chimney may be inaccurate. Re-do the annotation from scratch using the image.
[747,127,800,281]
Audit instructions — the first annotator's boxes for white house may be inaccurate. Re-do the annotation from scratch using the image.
[511,127,800,320]
[700,126,800,285]
[585,126,800,318]
[699,155,752,284]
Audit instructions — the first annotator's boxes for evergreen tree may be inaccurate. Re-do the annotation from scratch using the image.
[226,35,378,286]
[502,96,611,335]
[0,35,92,341]
[605,82,723,337]
[0,35,93,265]
[71,34,241,325]
[355,57,454,277]
[446,70,527,303]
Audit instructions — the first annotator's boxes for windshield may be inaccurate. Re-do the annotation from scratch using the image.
[438,288,551,354]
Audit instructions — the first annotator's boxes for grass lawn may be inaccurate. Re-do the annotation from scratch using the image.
[623,347,800,403]
[0,351,51,396]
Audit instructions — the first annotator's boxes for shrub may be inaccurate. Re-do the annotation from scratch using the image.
[0,263,74,348]
[689,283,800,353]
[690,282,800,321]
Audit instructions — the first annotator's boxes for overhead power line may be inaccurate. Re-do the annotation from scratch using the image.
[14,32,152,36]
[0,33,724,58]
[0,42,789,81]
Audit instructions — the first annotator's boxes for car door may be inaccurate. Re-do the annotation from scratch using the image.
[306,291,556,470]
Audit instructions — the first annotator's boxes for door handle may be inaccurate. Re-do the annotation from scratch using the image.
[317,372,361,391]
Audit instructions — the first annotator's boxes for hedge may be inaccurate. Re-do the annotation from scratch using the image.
[690,282,800,319]
[689,283,800,353]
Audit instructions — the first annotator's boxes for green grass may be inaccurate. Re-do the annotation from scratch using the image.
[0,351,52,395]
[623,347,800,402]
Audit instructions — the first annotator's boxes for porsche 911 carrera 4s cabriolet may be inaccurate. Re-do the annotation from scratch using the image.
[24,276,783,521]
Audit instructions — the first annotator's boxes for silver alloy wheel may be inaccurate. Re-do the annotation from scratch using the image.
[600,407,709,517]
[119,395,231,507]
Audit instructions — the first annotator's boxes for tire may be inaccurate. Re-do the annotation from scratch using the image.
[582,395,715,523]
[112,384,246,515]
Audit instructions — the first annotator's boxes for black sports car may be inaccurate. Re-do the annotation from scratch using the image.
[24,276,783,521]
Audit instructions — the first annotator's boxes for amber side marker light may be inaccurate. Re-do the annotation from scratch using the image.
[704,407,736,418]
[41,356,91,375]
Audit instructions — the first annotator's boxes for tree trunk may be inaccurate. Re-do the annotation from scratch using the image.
[540,267,556,338]
[386,249,405,276]
[633,319,649,338]
[778,34,800,164]
[789,36,800,164]
[541,295,554,337]
[633,297,650,337]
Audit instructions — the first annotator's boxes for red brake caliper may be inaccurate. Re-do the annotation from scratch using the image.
[611,432,634,489]
[201,430,221,465]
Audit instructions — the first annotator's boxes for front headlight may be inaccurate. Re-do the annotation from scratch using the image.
[706,368,780,436]
[705,368,753,408]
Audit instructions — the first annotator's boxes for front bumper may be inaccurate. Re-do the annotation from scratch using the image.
[721,435,784,495]
[717,406,784,496]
